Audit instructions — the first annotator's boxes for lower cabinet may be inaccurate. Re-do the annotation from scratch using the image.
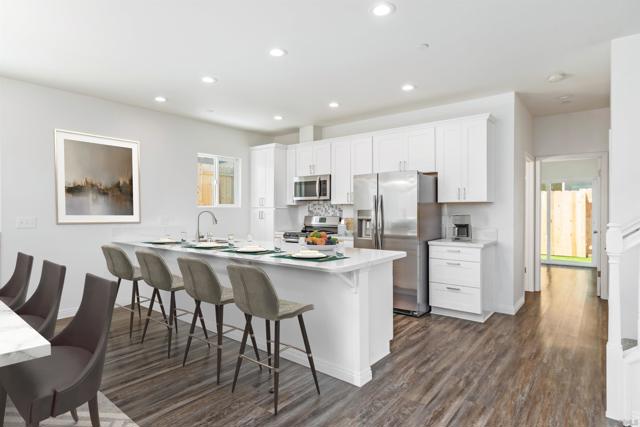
[428,240,495,322]
[250,208,297,243]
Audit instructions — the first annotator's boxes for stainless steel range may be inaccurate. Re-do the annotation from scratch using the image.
[283,216,340,242]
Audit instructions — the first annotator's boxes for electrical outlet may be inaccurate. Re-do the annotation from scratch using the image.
[16,216,37,229]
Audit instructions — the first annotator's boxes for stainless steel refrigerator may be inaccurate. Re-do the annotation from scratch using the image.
[353,171,441,316]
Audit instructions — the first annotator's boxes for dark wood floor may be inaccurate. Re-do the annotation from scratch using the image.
[60,266,618,426]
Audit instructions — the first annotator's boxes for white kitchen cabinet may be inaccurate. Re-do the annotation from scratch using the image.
[436,115,494,203]
[331,136,372,205]
[250,144,287,208]
[428,240,496,323]
[373,127,436,173]
[296,142,331,176]
[286,146,297,205]
[250,208,274,242]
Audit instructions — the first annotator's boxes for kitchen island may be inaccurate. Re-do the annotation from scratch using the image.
[114,241,406,386]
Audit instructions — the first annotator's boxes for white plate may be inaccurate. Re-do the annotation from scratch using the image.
[305,244,337,252]
[149,238,180,244]
[193,242,227,249]
[236,246,267,253]
[291,251,328,259]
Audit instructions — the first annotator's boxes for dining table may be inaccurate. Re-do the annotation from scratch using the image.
[0,300,51,368]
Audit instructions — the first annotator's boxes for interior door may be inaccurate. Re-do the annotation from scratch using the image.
[406,127,436,172]
[373,133,406,173]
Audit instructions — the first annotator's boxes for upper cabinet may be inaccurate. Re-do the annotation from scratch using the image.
[250,144,288,208]
[436,115,494,203]
[296,141,331,176]
[372,127,436,173]
[285,145,297,205]
[331,136,373,205]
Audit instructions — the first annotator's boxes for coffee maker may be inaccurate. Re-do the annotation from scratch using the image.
[450,215,472,241]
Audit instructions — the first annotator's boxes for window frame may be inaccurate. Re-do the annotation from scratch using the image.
[196,153,242,208]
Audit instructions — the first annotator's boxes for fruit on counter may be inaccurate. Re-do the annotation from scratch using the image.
[306,231,339,245]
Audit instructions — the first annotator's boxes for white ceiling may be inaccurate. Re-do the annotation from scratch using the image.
[1,0,639,135]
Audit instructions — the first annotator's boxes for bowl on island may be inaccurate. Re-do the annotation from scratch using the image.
[304,232,340,251]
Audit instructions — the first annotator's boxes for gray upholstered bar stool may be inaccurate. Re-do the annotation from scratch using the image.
[227,264,320,415]
[135,251,188,358]
[101,245,148,338]
[177,257,262,383]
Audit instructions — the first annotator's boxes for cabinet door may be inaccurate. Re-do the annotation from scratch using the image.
[351,136,373,177]
[462,119,489,202]
[373,133,406,173]
[250,208,274,242]
[331,140,351,204]
[313,142,332,175]
[296,144,314,176]
[286,147,297,205]
[262,147,275,207]
[406,127,436,172]
[250,149,267,207]
[436,124,463,203]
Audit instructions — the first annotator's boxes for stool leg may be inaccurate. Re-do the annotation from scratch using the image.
[156,291,168,324]
[248,320,262,372]
[88,394,100,427]
[265,319,272,375]
[198,305,210,347]
[274,320,280,415]
[134,281,142,320]
[167,292,175,358]
[298,314,320,394]
[173,292,179,335]
[231,314,251,392]
[183,301,200,367]
[129,280,136,339]
[140,289,157,344]
[215,304,223,384]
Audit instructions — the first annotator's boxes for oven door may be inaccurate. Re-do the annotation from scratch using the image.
[294,175,331,201]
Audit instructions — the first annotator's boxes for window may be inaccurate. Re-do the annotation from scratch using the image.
[197,154,241,207]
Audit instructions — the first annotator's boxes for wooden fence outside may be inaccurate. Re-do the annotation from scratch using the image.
[541,189,593,258]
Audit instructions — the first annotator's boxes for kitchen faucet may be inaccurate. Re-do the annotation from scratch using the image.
[196,210,218,241]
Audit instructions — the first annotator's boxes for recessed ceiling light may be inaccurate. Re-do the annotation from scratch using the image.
[547,72,568,83]
[371,2,396,16]
[206,109,215,113]
[269,48,287,57]
[329,101,340,108]
[558,94,573,104]
[418,43,430,49]
[401,83,416,92]
[273,115,284,121]
[154,96,167,103]
[201,76,217,84]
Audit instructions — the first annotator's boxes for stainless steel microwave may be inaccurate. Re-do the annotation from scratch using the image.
[293,175,331,201]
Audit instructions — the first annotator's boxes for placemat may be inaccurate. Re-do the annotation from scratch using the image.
[272,254,349,262]
[222,249,278,255]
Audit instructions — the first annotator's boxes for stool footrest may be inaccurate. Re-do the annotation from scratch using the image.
[266,339,308,356]
[240,354,279,372]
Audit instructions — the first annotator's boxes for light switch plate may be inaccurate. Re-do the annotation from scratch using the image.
[16,216,37,229]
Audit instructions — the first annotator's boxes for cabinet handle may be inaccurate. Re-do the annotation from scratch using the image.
[446,286,461,291]
[446,249,461,253]
[457,188,461,200]
[463,187,466,200]
[446,262,461,266]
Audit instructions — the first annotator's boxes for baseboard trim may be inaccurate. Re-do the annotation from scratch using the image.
[492,294,525,316]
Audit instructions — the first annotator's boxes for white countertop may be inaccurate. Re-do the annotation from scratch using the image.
[114,240,405,274]
[428,238,497,248]
[0,301,51,368]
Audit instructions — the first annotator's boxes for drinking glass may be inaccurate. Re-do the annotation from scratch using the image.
[179,231,187,243]
[274,236,282,252]
[336,241,345,258]
[298,236,307,250]
[227,234,235,247]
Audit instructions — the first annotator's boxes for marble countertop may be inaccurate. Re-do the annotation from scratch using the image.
[114,240,406,274]
[0,301,51,368]
[428,238,497,248]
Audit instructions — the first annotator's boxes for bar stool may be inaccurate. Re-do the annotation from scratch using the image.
[101,245,148,338]
[226,264,320,415]
[135,251,188,358]
[177,257,262,383]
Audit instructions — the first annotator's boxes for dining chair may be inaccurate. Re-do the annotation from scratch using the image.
[15,260,66,340]
[101,244,147,338]
[177,257,261,383]
[227,264,320,415]
[0,273,118,427]
[0,252,34,310]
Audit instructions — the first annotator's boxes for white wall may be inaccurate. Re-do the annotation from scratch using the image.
[533,108,610,157]
[306,92,521,314]
[540,158,600,181]
[611,34,640,340]
[0,77,269,317]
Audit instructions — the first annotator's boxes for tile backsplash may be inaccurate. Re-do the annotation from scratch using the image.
[307,202,342,217]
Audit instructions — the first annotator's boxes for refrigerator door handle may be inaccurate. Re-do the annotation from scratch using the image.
[316,176,320,198]
[378,194,384,248]
[373,195,379,249]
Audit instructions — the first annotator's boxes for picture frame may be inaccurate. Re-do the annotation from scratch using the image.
[54,129,140,224]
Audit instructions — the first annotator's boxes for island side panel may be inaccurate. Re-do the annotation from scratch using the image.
[366,262,394,365]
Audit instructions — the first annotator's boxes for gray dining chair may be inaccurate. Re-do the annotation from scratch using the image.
[15,260,66,340]
[136,251,187,358]
[101,244,147,338]
[227,264,320,415]
[0,273,118,427]
[0,252,34,310]
[177,257,261,383]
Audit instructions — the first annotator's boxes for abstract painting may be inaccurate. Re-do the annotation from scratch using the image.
[54,130,140,223]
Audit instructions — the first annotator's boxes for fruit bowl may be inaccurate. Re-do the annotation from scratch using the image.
[304,232,340,251]
[304,243,337,251]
